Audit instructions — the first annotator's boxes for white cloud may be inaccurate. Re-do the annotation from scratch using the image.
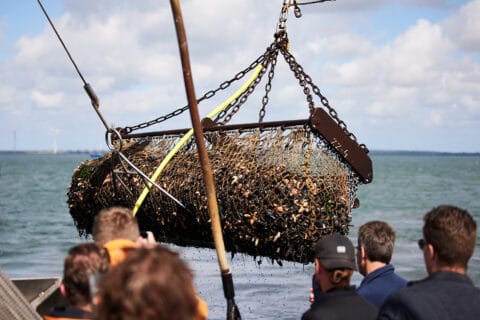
[426,111,444,127]
[442,0,480,52]
[31,90,64,108]
[14,31,56,66]
[399,0,453,6]
[317,15,479,133]
[1,0,479,151]
[388,20,454,85]
[461,95,479,112]
[0,86,15,106]
[307,33,374,58]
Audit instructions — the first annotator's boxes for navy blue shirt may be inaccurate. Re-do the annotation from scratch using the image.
[378,271,480,320]
[357,264,407,308]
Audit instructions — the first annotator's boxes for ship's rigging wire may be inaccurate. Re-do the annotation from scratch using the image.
[36,0,189,212]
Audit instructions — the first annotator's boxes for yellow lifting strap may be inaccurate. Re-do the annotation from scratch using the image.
[132,64,264,216]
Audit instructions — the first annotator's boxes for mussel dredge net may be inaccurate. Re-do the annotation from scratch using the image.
[67,10,372,264]
[68,116,369,264]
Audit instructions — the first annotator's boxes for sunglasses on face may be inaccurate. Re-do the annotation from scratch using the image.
[418,238,426,250]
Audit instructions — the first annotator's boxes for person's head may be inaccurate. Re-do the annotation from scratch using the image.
[61,243,110,308]
[93,206,140,245]
[96,246,197,320]
[314,233,356,292]
[420,205,477,274]
[357,221,396,275]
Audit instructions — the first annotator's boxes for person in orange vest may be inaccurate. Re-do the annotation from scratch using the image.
[44,243,110,320]
[92,206,208,320]
[92,206,141,267]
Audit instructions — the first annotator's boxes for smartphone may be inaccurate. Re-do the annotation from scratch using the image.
[312,274,324,303]
[88,272,104,302]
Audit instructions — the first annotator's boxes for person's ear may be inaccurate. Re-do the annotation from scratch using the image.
[60,283,67,297]
[315,258,321,275]
[360,246,367,260]
[427,243,436,260]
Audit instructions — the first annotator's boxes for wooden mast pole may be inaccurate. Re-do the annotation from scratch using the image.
[169,1,241,319]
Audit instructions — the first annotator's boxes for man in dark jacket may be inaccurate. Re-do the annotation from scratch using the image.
[377,205,480,320]
[302,233,378,320]
[357,221,407,308]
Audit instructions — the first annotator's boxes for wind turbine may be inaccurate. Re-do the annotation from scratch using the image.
[50,128,61,154]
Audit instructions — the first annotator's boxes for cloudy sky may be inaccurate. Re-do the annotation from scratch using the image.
[1,0,479,152]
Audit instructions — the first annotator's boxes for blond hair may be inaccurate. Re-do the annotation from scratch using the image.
[92,207,140,245]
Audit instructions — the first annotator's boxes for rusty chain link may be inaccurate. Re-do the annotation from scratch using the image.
[214,43,277,125]
[258,46,279,123]
[215,65,266,125]
[122,1,367,152]
[279,46,368,151]
[122,52,270,134]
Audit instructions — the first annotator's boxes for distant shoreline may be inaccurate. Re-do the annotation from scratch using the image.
[368,150,480,157]
[0,150,479,157]
[0,150,106,155]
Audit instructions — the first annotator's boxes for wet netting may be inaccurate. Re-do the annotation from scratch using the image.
[68,114,371,264]
[67,3,372,265]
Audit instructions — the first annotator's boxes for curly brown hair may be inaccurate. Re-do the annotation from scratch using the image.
[96,246,197,320]
[63,243,110,307]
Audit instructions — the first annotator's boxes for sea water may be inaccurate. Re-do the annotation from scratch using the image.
[0,152,479,319]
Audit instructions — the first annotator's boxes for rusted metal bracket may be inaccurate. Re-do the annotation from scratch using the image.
[310,108,372,183]
[121,107,372,184]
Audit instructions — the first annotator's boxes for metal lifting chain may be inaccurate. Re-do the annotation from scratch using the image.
[272,1,367,150]
[280,46,368,151]
[123,0,367,152]
[280,46,315,113]
[258,44,279,123]
[214,64,266,124]
[215,43,278,124]
[226,0,288,124]
[122,52,270,134]
[276,2,289,38]
[213,68,264,124]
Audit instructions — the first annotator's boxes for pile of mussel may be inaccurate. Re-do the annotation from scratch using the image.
[67,127,360,264]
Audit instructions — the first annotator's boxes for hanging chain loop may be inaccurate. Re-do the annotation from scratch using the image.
[122,53,269,133]
[276,2,289,38]
[279,46,369,151]
[258,46,279,122]
[121,0,366,151]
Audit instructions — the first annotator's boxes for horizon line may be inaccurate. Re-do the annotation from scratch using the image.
[1,149,479,156]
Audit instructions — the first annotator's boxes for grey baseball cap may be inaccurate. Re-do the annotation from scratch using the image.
[315,233,356,270]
